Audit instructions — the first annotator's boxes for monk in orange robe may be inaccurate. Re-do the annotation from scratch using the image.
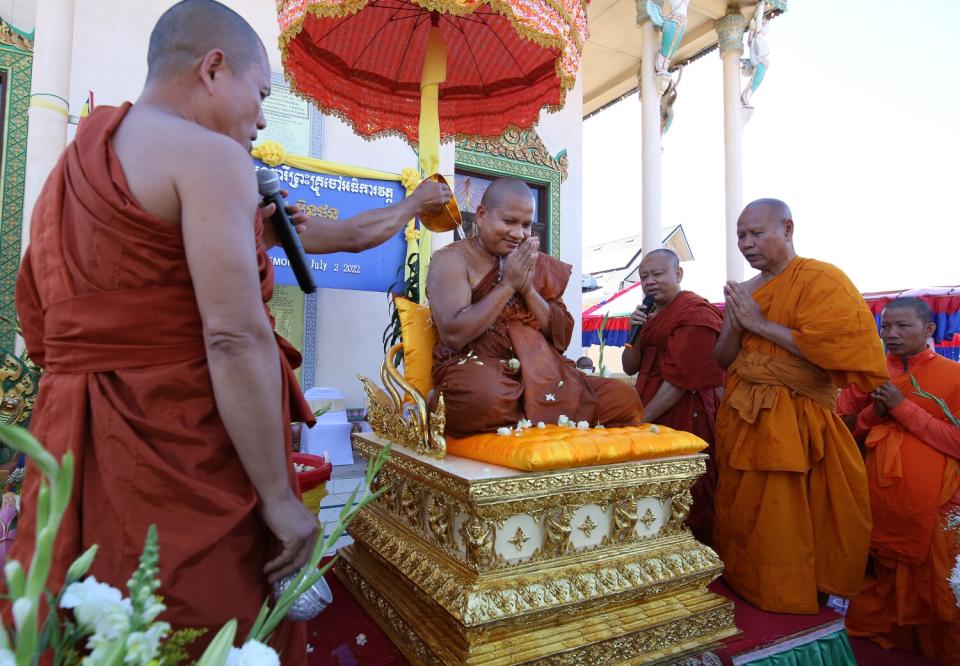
[427,178,643,437]
[621,249,724,537]
[8,1,450,659]
[713,199,887,613]
[838,298,960,663]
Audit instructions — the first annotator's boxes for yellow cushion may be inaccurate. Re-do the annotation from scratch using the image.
[395,297,437,398]
[445,424,707,472]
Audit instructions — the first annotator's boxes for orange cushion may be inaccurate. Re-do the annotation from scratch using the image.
[395,297,437,398]
[445,424,707,472]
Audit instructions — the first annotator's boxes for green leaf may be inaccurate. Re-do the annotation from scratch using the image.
[196,619,238,666]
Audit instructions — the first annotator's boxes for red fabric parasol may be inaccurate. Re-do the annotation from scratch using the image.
[277,0,589,144]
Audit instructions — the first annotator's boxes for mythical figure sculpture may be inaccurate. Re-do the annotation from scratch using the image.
[426,496,453,548]
[399,481,423,529]
[461,517,495,568]
[667,489,693,532]
[609,500,639,543]
[541,506,574,558]
[659,66,683,134]
[645,0,690,92]
[741,0,770,107]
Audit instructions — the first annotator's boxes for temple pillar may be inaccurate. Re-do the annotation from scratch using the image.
[717,7,746,282]
[638,16,662,256]
[21,0,76,246]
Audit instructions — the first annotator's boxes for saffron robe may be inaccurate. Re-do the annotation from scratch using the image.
[9,105,312,662]
[714,256,888,613]
[839,349,960,664]
[633,291,724,534]
[432,253,643,438]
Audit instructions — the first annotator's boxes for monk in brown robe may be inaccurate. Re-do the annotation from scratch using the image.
[427,178,643,437]
[712,199,888,613]
[9,1,450,660]
[621,249,723,537]
[839,298,960,663]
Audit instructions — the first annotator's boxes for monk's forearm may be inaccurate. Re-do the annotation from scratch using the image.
[521,286,551,335]
[751,320,806,359]
[641,381,686,423]
[205,329,294,505]
[299,198,416,254]
[713,322,741,369]
[440,282,517,351]
[890,401,960,459]
[622,344,643,376]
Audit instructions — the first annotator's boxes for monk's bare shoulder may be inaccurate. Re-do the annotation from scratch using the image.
[113,106,254,222]
[425,241,470,292]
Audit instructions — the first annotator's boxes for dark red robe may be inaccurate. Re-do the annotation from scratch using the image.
[633,290,724,534]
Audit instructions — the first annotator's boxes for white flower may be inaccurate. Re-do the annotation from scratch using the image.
[595,424,605,429]
[0,648,15,666]
[544,394,556,402]
[557,415,571,427]
[576,421,589,430]
[649,425,661,434]
[536,422,546,429]
[124,623,169,665]
[226,640,281,666]
[557,381,564,389]
[506,358,520,371]
[497,427,512,436]
[949,557,960,607]
[11,598,31,630]
[306,644,315,654]
[4,560,22,585]
[356,633,368,646]
[61,577,132,638]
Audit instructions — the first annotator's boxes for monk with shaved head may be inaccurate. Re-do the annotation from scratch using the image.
[427,177,643,436]
[712,198,887,613]
[621,248,724,539]
[9,0,448,659]
[838,298,960,662]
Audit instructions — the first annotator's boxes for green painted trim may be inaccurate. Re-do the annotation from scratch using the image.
[454,149,562,259]
[0,46,31,349]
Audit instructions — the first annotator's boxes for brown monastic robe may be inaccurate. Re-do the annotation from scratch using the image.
[8,104,311,662]
[433,252,643,438]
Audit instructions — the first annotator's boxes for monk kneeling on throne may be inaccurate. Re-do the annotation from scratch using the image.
[426,178,644,437]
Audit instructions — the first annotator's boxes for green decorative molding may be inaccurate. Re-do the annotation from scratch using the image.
[454,143,563,259]
[0,43,32,350]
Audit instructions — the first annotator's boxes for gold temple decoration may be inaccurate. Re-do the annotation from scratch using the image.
[457,127,569,181]
[640,506,657,529]
[508,526,530,552]
[336,432,740,663]
[0,19,32,51]
[578,514,598,539]
[359,343,446,458]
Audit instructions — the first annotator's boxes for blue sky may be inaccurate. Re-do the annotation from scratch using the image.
[583,1,960,302]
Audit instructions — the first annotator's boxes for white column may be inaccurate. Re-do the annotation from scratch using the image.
[717,7,746,282]
[639,18,662,257]
[21,0,76,247]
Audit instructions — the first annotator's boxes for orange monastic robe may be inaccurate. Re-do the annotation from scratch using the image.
[839,349,960,664]
[714,257,887,613]
[9,105,311,662]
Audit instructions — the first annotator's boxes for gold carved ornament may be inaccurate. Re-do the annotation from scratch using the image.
[358,343,447,458]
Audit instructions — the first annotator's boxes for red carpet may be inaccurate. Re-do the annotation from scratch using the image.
[306,566,941,665]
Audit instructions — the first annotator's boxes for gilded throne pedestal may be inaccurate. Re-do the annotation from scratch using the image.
[334,344,739,664]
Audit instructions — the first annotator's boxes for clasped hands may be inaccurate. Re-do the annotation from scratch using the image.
[502,237,540,296]
[871,382,904,417]
[723,280,766,333]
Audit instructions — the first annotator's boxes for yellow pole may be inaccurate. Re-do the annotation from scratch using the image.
[416,14,446,302]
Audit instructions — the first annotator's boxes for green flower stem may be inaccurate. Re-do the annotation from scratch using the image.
[910,374,960,428]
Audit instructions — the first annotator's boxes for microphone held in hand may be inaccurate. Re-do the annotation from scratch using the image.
[625,295,656,349]
[257,169,317,294]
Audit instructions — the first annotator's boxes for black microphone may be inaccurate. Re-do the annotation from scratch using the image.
[257,169,317,294]
[624,295,656,349]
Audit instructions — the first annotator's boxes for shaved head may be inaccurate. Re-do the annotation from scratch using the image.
[480,178,535,212]
[643,248,680,269]
[147,0,266,80]
[741,198,793,226]
[884,297,934,326]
